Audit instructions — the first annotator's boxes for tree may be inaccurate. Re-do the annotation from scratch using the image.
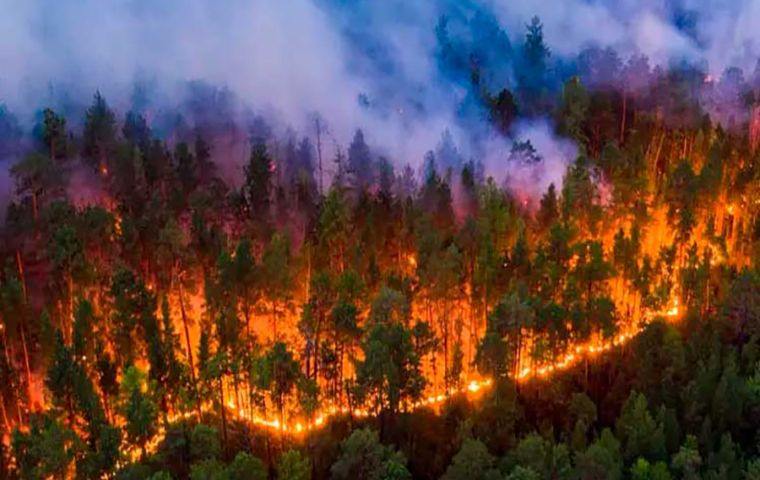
[148,472,173,480]
[148,297,182,417]
[277,449,311,480]
[46,330,95,428]
[11,152,63,221]
[122,379,158,459]
[508,433,573,480]
[330,428,410,480]
[486,293,534,374]
[475,331,509,378]
[82,91,117,173]
[231,239,258,337]
[575,429,623,480]
[122,111,151,152]
[630,458,672,480]
[189,459,228,480]
[71,299,95,366]
[518,16,551,113]
[354,321,425,414]
[175,142,198,196]
[1,267,35,408]
[49,224,87,336]
[744,459,760,480]
[670,435,701,480]
[348,129,373,191]
[38,108,70,161]
[190,424,222,462]
[257,341,301,428]
[557,77,590,146]
[317,188,351,272]
[665,160,698,249]
[244,140,273,224]
[537,183,559,232]
[443,438,499,480]
[506,466,541,480]
[12,412,79,480]
[109,268,158,364]
[615,392,666,463]
[299,270,334,382]
[227,452,266,480]
[329,299,361,403]
[261,233,294,341]
[489,89,518,134]
[719,269,760,341]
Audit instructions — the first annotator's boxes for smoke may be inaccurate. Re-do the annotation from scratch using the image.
[0,0,758,202]
[491,0,760,74]
[497,120,577,204]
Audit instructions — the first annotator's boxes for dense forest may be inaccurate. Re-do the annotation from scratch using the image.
[0,11,759,480]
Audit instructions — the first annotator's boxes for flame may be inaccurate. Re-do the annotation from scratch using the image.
[137,291,683,453]
[665,297,679,317]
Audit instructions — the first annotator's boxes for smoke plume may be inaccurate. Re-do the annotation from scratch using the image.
[0,0,757,201]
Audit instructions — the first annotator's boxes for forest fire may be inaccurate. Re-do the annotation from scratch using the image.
[1,1,760,478]
[143,291,682,441]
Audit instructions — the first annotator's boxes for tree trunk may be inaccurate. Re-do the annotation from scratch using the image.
[272,302,278,342]
[177,278,202,419]
[316,118,324,196]
[66,266,74,343]
[15,250,35,412]
[31,192,39,223]
[218,377,228,459]
[620,91,627,145]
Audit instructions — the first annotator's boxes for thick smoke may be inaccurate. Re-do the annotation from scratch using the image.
[0,0,757,201]
[491,0,760,73]
[500,120,577,205]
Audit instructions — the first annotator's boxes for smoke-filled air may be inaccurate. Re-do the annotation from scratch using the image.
[1,0,760,478]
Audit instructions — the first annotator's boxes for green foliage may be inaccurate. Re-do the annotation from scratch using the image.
[630,458,672,480]
[244,140,272,220]
[277,449,311,480]
[443,438,499,480]
[148,472,173,480]
[508,433,573,480]
[227,452,266,480]
[670,435,701,480]
[330,428,411,480]
[615,392,666,462]
[257,341,301,419]
[12,413,80,479]
[190,459,228,480]
[354,320,425,413]
[576,429,623,480]
[191,425,221,462]
[123,384,158,454]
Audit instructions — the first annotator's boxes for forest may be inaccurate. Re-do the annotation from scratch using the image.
[0,9,759,480]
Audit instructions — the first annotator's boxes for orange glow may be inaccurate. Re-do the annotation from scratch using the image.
[130,290,685,454]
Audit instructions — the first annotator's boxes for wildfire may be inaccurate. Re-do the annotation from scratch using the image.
[665,297,679,317]
[146,296,683,441]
